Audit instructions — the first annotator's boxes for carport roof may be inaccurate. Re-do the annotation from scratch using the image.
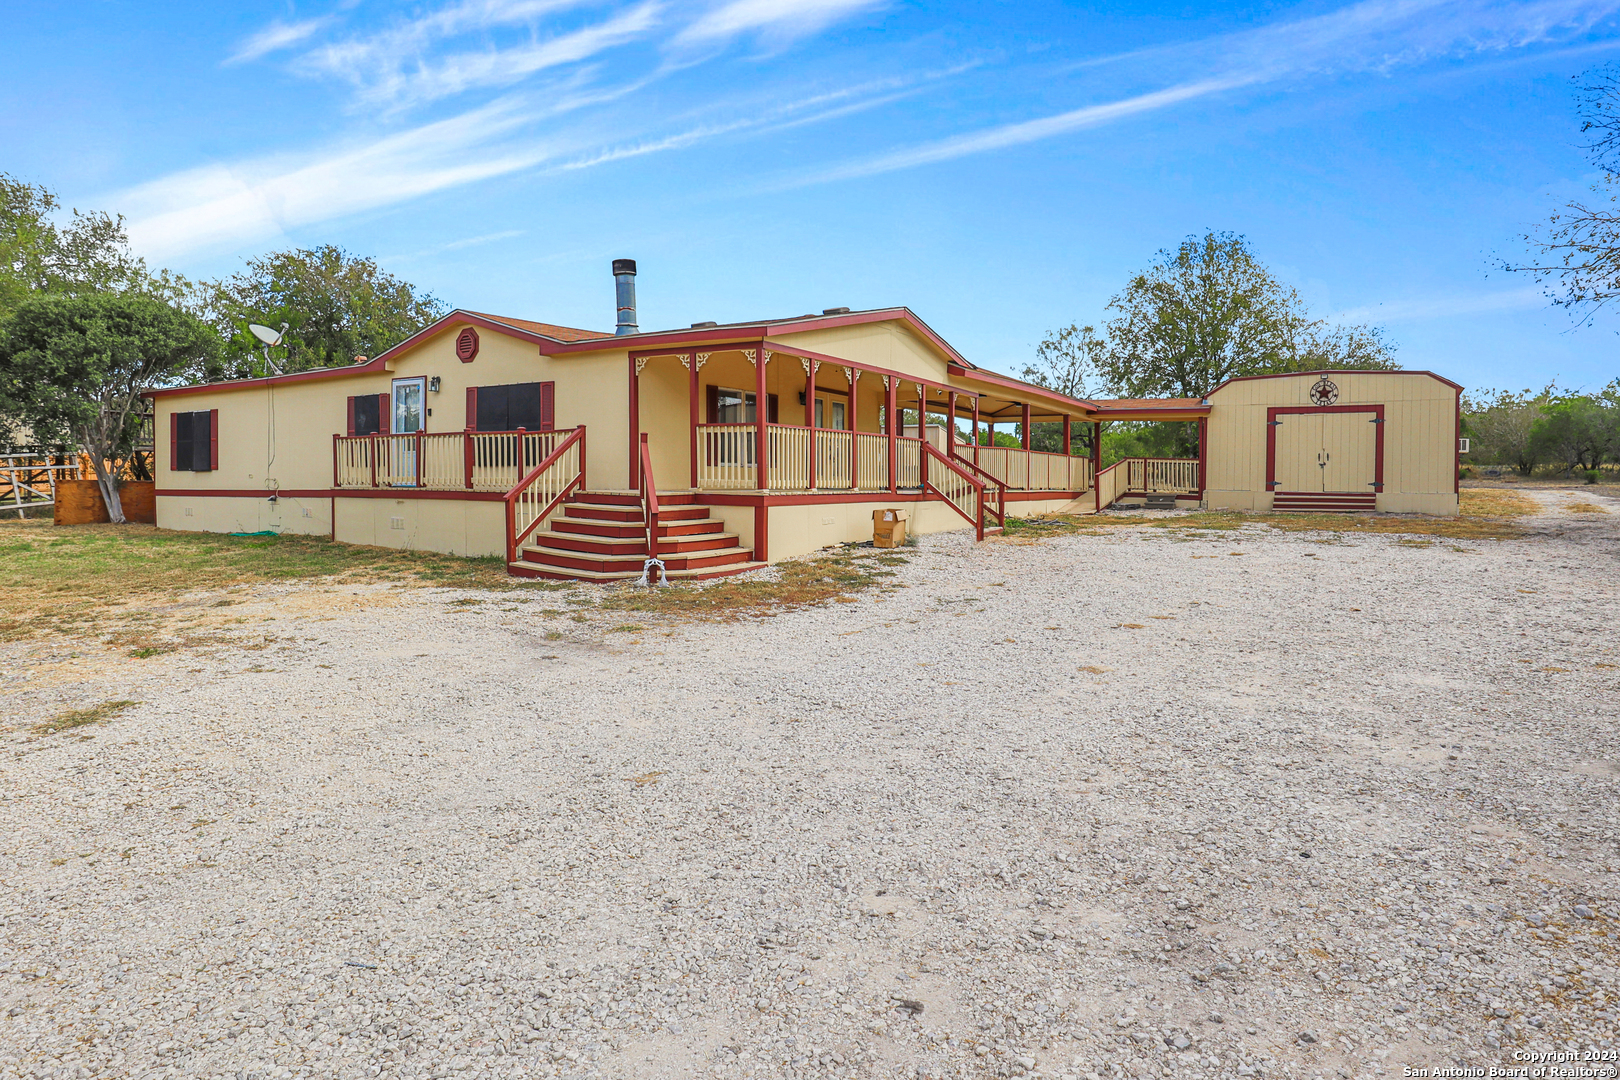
[1084,397,1211,421]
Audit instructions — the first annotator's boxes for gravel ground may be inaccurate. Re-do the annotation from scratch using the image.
[3,487,1619,1080]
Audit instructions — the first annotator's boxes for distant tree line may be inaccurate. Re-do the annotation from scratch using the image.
[1463,384,1620,479]
[1021,231,1398,460]
[0,173,444,521]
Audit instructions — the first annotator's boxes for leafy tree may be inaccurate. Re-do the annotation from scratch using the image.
[1097,231,1397,402]
[1023,324,1105,399]
[1462,388,1552,476]
[0,293,218,522]
[0,173,189,318]
[203,246,447,377]
[1530,391,1620,475]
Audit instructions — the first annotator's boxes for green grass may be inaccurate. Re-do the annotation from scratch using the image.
[31,700,139,735]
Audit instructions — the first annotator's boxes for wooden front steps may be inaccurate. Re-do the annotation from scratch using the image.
[509,492,766,581]
[1271,490,1377,513]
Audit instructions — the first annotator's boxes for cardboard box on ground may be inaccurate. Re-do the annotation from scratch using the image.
[872,508,908,549]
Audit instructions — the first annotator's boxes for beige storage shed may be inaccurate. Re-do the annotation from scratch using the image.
[1202,370,1461,516]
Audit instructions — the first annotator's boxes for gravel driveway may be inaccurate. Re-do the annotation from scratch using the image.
[3,488,1618,1080]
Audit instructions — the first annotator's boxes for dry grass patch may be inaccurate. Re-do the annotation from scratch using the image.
[1565,501,1609,514]
[30,700,139,735]
[999,487,1536,544]
[593,549,910,620]
[0,520,517,645]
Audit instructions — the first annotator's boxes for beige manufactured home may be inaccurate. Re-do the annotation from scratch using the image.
[143,264,1463,580]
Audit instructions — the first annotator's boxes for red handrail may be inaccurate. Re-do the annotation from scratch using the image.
[638,433,659,564]
[922,442,988,541]
[503,426,586,564]
[950,454,1006,527]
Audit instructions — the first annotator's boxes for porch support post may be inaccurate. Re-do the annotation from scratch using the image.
[886,377,897,494]
[1022,402,1032,489]
[1093,421,1103,512]
[848,369,859,490]
[754,343,769,491]
[946,393,957,459]
[688,351,699,489]
[1062,415,1071,456]
[1196,416,1207,499]
[971,397,980,467]
[628,353,640,490]
[805,360,817,491]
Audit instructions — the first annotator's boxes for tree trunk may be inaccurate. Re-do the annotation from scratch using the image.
[83,429,126,524]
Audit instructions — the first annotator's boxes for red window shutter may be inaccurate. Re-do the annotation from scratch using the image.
[540,382,555,431]
[378,393,391,434]
[705,385,719,424]
[208,409,219,471]
[346,396,356,436]
[465,386,477,431]
[767,394,779,424]
[169,413,178,471]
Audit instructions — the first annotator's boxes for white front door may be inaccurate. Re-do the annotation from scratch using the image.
[392,378,426,484]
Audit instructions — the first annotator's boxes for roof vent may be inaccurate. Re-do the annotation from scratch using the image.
[823,306,851,315]
[691,321,718,328]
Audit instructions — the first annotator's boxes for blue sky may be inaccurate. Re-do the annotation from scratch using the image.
[6,0,1620,394]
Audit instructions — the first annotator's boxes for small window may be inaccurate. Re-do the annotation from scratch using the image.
[170,410,216,471]
[352,395,381,435]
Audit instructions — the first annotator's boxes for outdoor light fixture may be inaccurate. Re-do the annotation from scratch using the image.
[429,377,442,393]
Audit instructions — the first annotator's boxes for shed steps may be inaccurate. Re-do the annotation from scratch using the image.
[1271,491,1377,513]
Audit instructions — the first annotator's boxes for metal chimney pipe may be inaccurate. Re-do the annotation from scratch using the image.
[612,258,637,336]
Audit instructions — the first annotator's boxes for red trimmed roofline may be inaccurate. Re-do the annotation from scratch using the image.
[142,310,562,400]
[541,307,973,367]
[945,364,1095,416]
[1208,368,1463,396]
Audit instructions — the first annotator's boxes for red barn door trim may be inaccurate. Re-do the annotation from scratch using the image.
[1265,404,1384,493]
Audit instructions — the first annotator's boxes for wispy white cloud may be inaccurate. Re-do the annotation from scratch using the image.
[308,2,662,108]
[782,0,1620,187]
[226,15,338,65]
[1334,286,1548,322]
[443,229,526,249]
[787,76,1257,187]
[673,0,885,46]
[118,101,559,261]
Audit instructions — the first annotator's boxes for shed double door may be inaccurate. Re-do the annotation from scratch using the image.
[1275,411,1376,493]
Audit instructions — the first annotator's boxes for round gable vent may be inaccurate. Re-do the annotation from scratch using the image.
[456,327,480,362]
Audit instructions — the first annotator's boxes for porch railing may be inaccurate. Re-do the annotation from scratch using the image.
[334,430,572,491]
[695,423,755,489]
[766,425,811,491]
[686,425,1097,498]
[922,443,988,541]
[855,433,888,490]
[814,429,853,490]
[952,454,1006,530]
[505,427,586,564]
[1124,457,1199,494]
[965,444,1090,492]
[1095,460,1124,509]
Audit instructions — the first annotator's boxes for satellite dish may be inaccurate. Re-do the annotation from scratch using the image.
[248,323,283,346]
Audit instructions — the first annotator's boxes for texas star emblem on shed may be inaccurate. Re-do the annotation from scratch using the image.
[143,262,1465,579]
